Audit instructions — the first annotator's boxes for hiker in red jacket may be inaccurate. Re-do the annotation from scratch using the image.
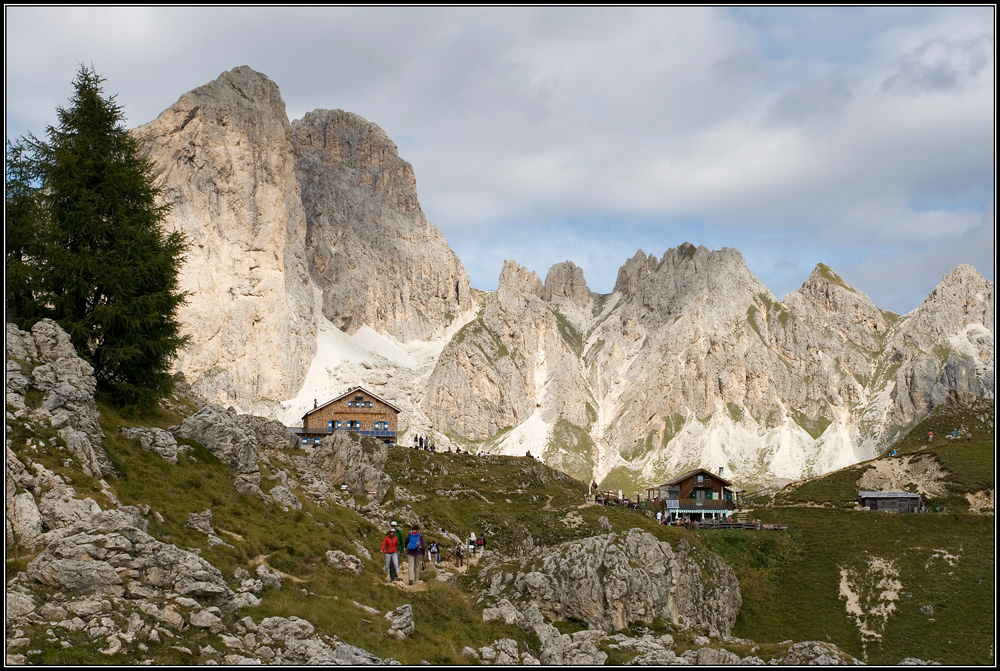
[380,527,400,582]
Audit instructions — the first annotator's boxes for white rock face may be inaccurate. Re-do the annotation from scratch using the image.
[135,66,316,413]
[426,244,994,488]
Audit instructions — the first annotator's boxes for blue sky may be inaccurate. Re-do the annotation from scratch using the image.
[6,6,994,313]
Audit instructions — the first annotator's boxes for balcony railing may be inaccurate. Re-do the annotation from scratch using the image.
[289,427,396,441]
[665,498,736,511]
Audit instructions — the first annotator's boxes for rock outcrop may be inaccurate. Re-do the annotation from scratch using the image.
[135,66,316,413]
[291,109,472,341]
[169,403,298,500]
[6,320,110,479]
[306,431,393,501]
[476,528,740,635]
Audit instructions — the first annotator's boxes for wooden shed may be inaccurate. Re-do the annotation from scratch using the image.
[858,490,920,513]
[292,386,400,445]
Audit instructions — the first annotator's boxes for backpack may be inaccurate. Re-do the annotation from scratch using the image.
[476,537,485,546]
[406,533,421,551]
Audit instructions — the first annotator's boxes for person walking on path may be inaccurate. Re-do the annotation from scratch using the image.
[391,520,404,551]
[468,531,477,556]
[428,541,440,564]
[380,527,400,582]
[476,533,486,554]
[454,543,464,567]
[405,524,426,584]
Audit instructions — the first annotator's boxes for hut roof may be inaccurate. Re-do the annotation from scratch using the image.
[303,386,402,420]
[662,468,732,487]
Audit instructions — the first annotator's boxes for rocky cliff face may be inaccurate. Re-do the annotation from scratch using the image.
[135,67,316,413]
[427,244,994,489]
[132,67,992,491]
[135,67,472,415]
[423,260,592,466]
[291,109,471,342]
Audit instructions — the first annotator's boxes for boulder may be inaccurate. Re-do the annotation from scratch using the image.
[119,427,180,463]
[479,638,520,665]
[187,510,215,535]
[776,641,862,665]
[268,485,302,510]
[325,550,363,575]
[385,604,414,640]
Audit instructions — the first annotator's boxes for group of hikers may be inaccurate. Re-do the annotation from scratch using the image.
[925,427,973,445]
[379,521,487,584]
[590,481,642,510]
[411,435,435,451]
[407,435,483,455]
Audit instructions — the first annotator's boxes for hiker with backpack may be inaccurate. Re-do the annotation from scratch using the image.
[476,534,486,554]
[428,540,440,564]
[380,526,400,582]
[405,524,426,585]
[454,543,464,567]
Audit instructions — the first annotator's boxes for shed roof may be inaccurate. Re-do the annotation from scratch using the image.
[858,491,920,498]
[303,386,402,419]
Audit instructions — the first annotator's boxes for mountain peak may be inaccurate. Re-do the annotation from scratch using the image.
[907,264,994,335]
[543,261,590,306]
[614,249,658,294]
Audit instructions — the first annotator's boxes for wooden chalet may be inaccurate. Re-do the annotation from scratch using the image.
[650,468,737,522]
[292,386,400,445]
[858,490,920,513]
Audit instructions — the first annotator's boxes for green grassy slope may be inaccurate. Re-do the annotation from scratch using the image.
[705,402,995,666]
[7,396,993,665]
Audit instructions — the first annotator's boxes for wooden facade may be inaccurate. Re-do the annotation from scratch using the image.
[295,387,400,445]
[658,468,733,501]
[653,468,736,521]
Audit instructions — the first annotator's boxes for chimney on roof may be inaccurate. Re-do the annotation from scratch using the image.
[718,467,724,477]
[314,399,318,409]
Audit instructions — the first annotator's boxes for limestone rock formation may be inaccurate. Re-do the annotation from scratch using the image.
[291,109,472,342]
[426,243,994,490]
[169,403,298,500]
[476,528,741,635]
[423,260,593,478]
[170,404,266,498]
[119,427,181,463]
[306,431,393,501]
[134,66,316,412]
[882,264,995,428]
[384,604,415,640]
[6,320,110,478]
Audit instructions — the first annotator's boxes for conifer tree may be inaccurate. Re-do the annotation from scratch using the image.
[8,66,189,412]
[5,138,48,327]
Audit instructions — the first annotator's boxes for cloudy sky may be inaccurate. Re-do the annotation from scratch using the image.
[6,6,994,313]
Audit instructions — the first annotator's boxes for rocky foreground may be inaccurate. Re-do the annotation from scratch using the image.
[6,320,940,665]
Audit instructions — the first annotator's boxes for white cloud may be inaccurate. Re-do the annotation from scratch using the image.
[5,6,992,313]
